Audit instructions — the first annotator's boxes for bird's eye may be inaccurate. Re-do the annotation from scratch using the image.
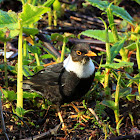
[76,51,82,55]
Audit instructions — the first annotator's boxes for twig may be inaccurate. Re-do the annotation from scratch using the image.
[21,123,61,140]
[109,133,140,140]
[69,38,105,45]
[42,26,85,33]
[66,10,104,27]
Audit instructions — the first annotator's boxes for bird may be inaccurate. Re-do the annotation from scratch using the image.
[23,43,97,131]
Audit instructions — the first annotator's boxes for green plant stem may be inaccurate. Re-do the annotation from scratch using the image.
[136,38,140,95]
[60,36,66,62]
[32,0,37,5]
[114,71,121,135]
[21,0,26,5]
[107,5,119,42]
[107,6,127,62]
[17,21,23,112]
[107,9,119,42]
[53,10,57,27]
[4,42,8,88]
[104,22,111,90]
[48,8,52,28]
[23,41,27,58]
[35,53,40,66]
[129,112,134,127]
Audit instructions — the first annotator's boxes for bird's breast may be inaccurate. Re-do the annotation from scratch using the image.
[63,55,95,78]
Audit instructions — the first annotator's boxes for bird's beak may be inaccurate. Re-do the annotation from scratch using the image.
[85,51,97,57]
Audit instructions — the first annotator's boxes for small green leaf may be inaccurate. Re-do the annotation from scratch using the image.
[23,65,34,77]
[51,33,64,41]
[43,0,55,7]
[102,100,117,110]
[111,38,126,61]
[40,54,52,59]
[124,42,140,50]
[23,91,42,99]
[16,107,33,116]
[95,71,105,83]
[33,66,44,73]
[112,87,132,98]
[101,61,134,69]
[28,45,41,54]
[80,30,115,43]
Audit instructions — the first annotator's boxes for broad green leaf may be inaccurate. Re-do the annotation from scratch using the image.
[102,100,117,110]
[80,30,115,43]
[0,10,18,30]
[2,89,17,101]
[86,0,134,23]
[112,87,132,98]
[53,0,61,11]
[23,27,39,35]
[20,4,50,26]
[124,42,140,50]
[0,64,15,71]
[23,65,34,77]
[23,91,42,99]
[51,33,64,41]
[16,107,33,116]
[110,38,126,61]
[101,61,134,69]
[40,54,53,59]
[33,65,44,73]
[53,0,61,17]
[43,0,55,7]
[28,45,41,54]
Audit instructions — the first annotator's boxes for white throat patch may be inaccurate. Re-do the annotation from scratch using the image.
[63,55,95,78]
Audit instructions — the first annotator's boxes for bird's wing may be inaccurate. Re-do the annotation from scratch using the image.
[23,62,64,87]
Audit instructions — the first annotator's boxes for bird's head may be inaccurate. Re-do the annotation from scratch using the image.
[70,43,97,64]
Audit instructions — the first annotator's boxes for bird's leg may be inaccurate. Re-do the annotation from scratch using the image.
[56,106,67,134]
